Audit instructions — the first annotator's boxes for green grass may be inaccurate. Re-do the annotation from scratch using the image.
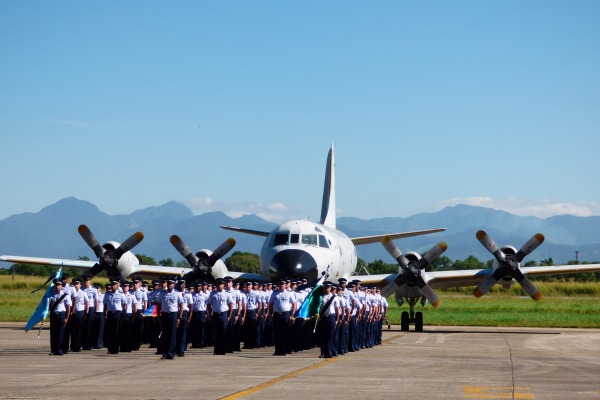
[1,276,599,328]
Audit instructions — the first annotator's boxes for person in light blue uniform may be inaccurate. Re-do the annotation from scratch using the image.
[318,281,339,359]
[70,278,89,352]
[81,277,97,350]
[160,278,184,360]
[268,280,297,356]
[49,279,72,355]
[191,281,209,348]
[175,280,193,357]
[103,280,126,354]
[207,278,234,355]
[120,281,136,352]
[131,278,147,350]
[90,283,105,349]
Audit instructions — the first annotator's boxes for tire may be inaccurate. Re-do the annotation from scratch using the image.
[401,311,410,331]
[415,311,423,332]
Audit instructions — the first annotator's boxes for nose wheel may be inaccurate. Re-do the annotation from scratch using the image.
[399,298,424,332]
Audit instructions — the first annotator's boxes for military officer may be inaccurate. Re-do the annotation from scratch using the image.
[207,278,234,355]
[268,280,297,356]
[159,278,184,360]
[103,280,126,354]
[49,279,72,355]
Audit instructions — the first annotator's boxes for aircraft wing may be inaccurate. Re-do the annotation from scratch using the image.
[0,255,265,282]
[351,228,446,246]
[220,226,270,237]
[352,263,600,290]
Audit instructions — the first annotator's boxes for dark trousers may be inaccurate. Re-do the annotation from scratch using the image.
[176,310,188,355]
[131,311,143,350]
[211,312,227,355]
[272,311,290,355]
[243,309,257,348]
[191,311,207,347]
[319,315,336,358]
[70,310,85,352]
[50,311,66,355]
[90,312,104,348]
[105,311,122,354]
[81,307,94,349]
[120,313,133,352]
[160,312,178,358]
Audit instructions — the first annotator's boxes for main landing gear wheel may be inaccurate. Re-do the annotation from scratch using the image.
[401,311,410,331]
[415,311,424,332]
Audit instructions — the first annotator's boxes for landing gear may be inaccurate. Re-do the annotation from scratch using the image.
[398,297,425,332]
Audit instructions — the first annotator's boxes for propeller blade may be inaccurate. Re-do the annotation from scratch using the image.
[476,230,506,264]
[113,232,144,259]
[170,235,200,268]
[473,276,497,298]
[512,268,542,300]
[416,242,448,269]
[473,267,506,298]
[80,263,104,280]
[206,238,236,266]
[381,236,409,269]
[78,224,105,258]
[419,284,442,308]
[514,233,545,263]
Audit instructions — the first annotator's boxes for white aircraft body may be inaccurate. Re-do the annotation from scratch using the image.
[2,144,600,331]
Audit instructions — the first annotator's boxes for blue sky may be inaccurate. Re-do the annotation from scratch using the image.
[2,1,599,223]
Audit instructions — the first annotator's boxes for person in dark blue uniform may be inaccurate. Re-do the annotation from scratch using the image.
[268,280,297,356]
[49,279,72,355]
[159,278,183,360]
[103,280,126,354]
[207,278,234,355]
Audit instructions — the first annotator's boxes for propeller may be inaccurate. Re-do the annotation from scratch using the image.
[170,235,236,281]
[78,224,144,279]
[474,230,544,300]
[382,237,447,308]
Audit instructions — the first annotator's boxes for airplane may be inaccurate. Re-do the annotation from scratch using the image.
[3,144,600,332]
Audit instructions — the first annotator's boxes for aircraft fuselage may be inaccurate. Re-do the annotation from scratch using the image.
[260,219,357,282]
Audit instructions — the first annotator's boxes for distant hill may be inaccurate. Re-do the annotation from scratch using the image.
[1,198,599,266]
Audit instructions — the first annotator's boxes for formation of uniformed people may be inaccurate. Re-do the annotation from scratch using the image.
[47,274,388,359]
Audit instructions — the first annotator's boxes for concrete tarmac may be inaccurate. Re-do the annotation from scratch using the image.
[0,323,599,399]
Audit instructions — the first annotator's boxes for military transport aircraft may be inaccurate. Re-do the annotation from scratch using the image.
[2,145,600,332]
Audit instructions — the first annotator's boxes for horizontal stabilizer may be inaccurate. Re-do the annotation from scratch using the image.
[351,228,446,246]
[220,226,270,237]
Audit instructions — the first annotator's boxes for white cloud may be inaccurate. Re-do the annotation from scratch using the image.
[437,197,600,218]
[184,198,296,223]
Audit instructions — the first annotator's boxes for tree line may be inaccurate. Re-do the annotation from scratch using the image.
[2,251,598,282]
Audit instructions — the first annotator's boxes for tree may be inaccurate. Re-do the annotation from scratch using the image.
[225,251,260,274]
[158,258,174,266]
[136,254,158,266]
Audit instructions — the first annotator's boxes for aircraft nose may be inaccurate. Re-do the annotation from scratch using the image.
[269,249,318,280]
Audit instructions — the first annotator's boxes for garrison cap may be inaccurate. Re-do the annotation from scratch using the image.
[123,281,130,286]
[93,283,101,288]
[323,281,332,287]
[61,274,70,279]
[223,276,233,282]
[110,280,120,285]
[215,278,225,284]
[338,278,347,284]
[72,278,82,284]
[53,279,62,285]
[105,283,112,288]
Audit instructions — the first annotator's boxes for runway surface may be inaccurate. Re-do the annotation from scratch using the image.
[0,323,599,399]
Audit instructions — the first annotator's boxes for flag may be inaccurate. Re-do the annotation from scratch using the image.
[143,304,158,317]
[25,268,62,332]
[294,275,326,319]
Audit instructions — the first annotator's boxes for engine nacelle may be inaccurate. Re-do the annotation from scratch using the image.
[195,249,229,280]
[103,241,139,280]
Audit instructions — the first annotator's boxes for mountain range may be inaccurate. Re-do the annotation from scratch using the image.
[1,197,600,266]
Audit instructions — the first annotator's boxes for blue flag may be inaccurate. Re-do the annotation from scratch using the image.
[25,268,62,332]
[294,275,327,319]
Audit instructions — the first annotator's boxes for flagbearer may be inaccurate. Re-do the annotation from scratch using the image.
[49,279,72,356]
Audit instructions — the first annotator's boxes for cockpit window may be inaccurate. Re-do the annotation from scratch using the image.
[273,233,289,246]
[290,234,300,244]
[301,234,318,246]
[318,235,329,248]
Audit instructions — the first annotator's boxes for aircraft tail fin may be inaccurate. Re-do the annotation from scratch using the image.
[320,144,336,228]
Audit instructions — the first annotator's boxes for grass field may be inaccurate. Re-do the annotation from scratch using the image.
[1,275,599,328]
